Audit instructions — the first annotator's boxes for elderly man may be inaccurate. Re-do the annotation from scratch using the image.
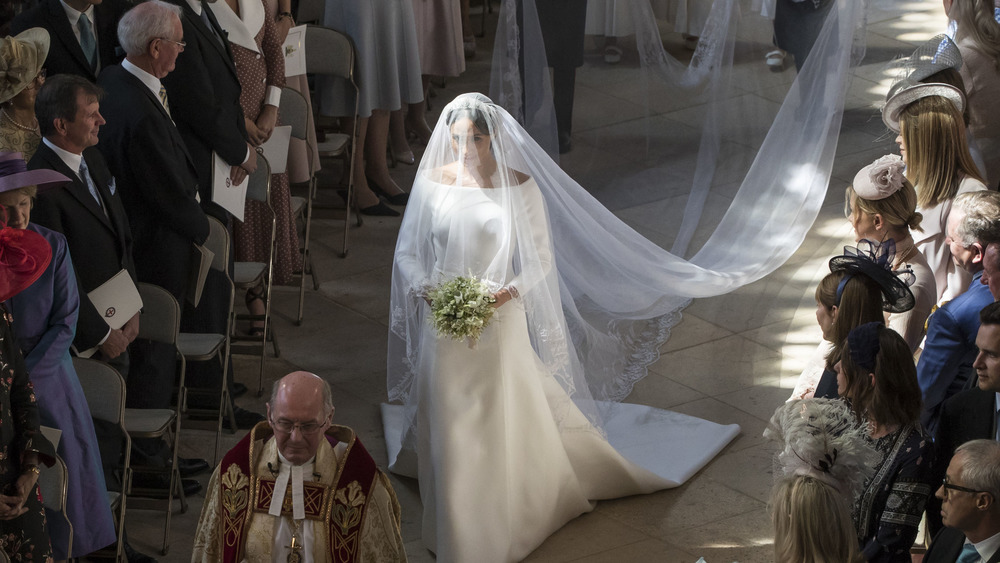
[982,244,1000,302]
[11,0,129,81]
[925,440,1000,563]
[919,191,1000,435]
[97,0,209,409]
[192,372,407,562]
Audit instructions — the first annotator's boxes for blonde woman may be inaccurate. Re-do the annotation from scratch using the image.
[883,80,987,303]
[772,475,865,563]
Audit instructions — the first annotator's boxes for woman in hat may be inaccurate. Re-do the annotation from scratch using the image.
[810,238,916,400]
[845,154,935,352]
[946,0,1000,187]
[882,79,987,305]
[0,151,117,559]
[0,179,54,561]
[0,28,49,161]
[834,322,933,563]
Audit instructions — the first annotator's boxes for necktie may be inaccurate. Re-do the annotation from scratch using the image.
[158,85,171,117]
[79,157,104,212]
[78,12,97,71]
[200,8,223,46]
[958,543,980,563]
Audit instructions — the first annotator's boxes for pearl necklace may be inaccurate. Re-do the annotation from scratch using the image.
[0,107,39,133]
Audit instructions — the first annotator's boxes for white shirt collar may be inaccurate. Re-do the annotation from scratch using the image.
[41,138,83,178]
[185,0,202,16]
[58,0,94,27]
[121,58,164,101]
[969,530,1000,562]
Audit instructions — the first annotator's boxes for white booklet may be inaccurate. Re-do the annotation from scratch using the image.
[78,269,143,358]
[260,125,291,174]
[283,25,306,77]
[212,151,248,221]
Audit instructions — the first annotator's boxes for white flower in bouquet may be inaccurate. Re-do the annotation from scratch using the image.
[427,276,497,342]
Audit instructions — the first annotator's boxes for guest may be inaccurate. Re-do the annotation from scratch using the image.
[0,204,55,562]
[765,398,877,563]
[0,151,117,560]
[845,154,934,352]
[812,241,915,399]
[918,191,998,435]
[883,78,988,304]
[586,0,635,64]
[835,322,934,562]
[947,0,1000,188]
[536,0,587,153]
[930,302,1000,537]
[10,0,129,82]
[406,0,463,146]
[0,28,48,161]
[97,0,210,409]
[925,440,1000,563]
[771,0,834,71]
[191,371,406,562]
[655,0,710,49]
[320,0,422,216]
[983,243,1000,300]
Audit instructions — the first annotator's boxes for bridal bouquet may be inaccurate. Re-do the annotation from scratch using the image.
[427,276,497,342]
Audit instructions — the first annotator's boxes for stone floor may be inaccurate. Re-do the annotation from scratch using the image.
[120,1,948,561]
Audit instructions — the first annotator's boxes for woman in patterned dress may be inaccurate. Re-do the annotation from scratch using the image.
[835,322,935,562]
[211,0,301,327]
[0,28,49,162]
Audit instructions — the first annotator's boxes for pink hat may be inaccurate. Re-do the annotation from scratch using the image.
[852,154,906,201]
[0,151,70,194]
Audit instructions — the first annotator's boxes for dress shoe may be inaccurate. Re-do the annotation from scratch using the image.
[369,180,409,206]
[123,540,158,563]
[176,457,210,478]
[231,382,248,398]
[390,148,415,165]
[131,474,202,498]
[227,406,266,429]
[360,201,401,217]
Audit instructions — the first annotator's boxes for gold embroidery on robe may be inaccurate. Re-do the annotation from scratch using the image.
[222,463,250,547]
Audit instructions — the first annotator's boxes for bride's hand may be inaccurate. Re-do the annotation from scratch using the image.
[491,288,514,308]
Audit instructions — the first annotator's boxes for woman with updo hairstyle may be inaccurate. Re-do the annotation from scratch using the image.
[883,79,987,304]
[835,322,933,562]
[845,154,935,351]
[946,0,1000,187]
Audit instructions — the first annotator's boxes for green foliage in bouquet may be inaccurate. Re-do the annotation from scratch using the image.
[428,276,497,341]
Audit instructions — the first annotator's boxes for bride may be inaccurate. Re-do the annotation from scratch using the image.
[383,93,740,562]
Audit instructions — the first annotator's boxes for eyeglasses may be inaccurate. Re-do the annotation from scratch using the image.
[941,478,988,497]
[270,416,328,435]
[156,37,186,49]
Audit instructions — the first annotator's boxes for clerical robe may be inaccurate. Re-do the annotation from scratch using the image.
[192,422,407,562]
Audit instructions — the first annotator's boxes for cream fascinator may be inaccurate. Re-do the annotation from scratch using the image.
[764,399,879,501]
[852,154,906,200]
[0,28,50,105]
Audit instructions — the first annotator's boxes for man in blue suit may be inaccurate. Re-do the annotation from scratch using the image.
[919,191,1000,436]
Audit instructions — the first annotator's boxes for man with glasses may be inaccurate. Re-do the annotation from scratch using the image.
[925,440,1000,563]
[192,371,407,562]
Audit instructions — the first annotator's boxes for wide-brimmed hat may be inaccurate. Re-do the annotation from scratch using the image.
[829,239,915,314]
[904,34,963,83]
[0,28,50,105]
[882,77,965,133]
[0,152,69,194]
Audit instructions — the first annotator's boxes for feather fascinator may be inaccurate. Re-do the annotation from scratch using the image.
[764,399,878,501]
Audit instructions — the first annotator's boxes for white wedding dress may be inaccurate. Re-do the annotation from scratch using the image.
[383,176,740,563]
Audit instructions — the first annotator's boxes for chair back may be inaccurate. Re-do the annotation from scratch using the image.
[204,216,230,272]
[73,357,126,425]
[304,26,354,82]
[136,283,180,345]
[296,0,323,24]
[280,87,309,141]
[38,455,72,557]
[246,154,272,204]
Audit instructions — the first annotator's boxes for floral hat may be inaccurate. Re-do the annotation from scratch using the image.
[852,154,906,201]
[0,209,51,301]
[0,28,50,105]
[828,239,915,314]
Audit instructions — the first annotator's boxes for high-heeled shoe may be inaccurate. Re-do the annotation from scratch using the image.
[369,180,409,206]
[390,147,415,165]
[360,201,400,217]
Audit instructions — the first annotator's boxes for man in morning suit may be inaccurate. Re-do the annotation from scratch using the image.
[919,191,1000,436]
[930,301,1000,537]
[97,0,209,409]
[925,440,1000,563]
[11,0,129,82]
[29,74,138,374]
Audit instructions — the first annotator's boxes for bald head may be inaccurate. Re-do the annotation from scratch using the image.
[266,372,335,465]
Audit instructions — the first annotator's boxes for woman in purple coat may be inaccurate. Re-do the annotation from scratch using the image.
[0,152,116,559]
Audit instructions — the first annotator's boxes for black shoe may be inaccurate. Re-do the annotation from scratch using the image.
[558,132,572,154]
[131,474,202,498]
[359,201,401,217]
[123,540,157,563]
[226,406,266,429]
[231,382,248,398]
[369,180,409,206]
[176,457,210,478]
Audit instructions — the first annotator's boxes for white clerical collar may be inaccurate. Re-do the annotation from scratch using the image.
[121,59,163,102]
[269,451,316,520]
[42,138,83,178]
[968,530,1000,562]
